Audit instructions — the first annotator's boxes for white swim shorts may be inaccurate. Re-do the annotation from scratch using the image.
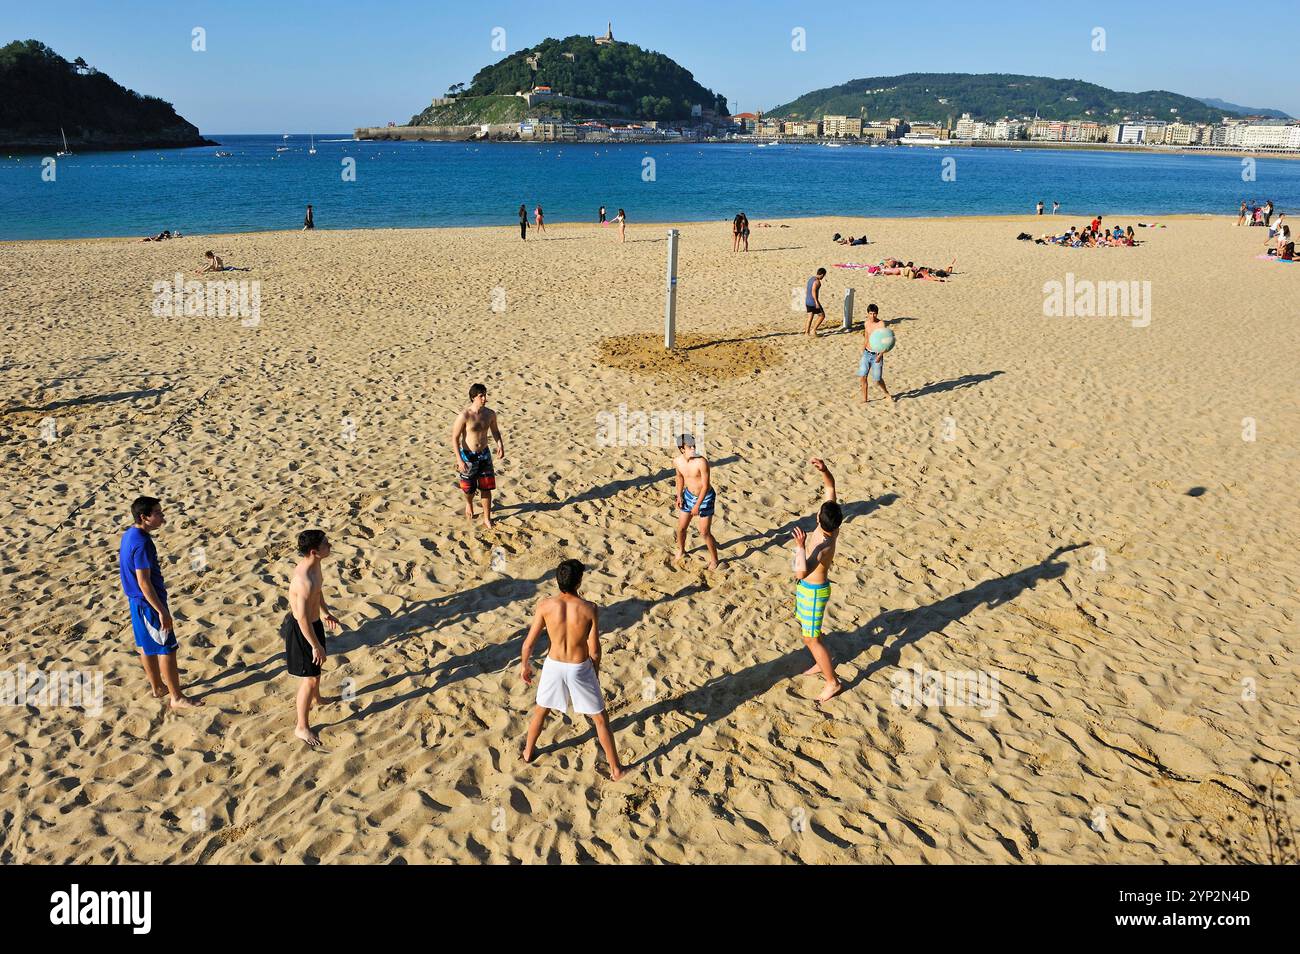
[535,658,606,715]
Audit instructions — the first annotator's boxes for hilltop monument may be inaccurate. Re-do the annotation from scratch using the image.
[595,21,615,45]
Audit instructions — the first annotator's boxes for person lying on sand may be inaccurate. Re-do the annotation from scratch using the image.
[452,383,504,529]
[791,459,843,704]
[519,559,626,780]
[140,230,172,242]
[282,530,340,747]
[674,433,719,569]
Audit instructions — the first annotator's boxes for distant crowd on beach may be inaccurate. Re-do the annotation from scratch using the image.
[1022,214,1140,247]
[1242,200,1293,259]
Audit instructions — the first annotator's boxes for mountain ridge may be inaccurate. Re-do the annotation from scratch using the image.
[769,73,1248,125]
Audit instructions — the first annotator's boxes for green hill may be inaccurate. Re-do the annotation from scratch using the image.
[769,73,1246,124]
[0,39,212,151]
[411,33,727,125]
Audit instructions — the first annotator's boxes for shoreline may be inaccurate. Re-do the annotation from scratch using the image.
[0,211,1232,246]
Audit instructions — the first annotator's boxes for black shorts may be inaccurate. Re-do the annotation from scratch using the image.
[282,614,325,678]
[806,304,824,315]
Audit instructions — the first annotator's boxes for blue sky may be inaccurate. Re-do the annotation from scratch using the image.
[7,0,1297,132]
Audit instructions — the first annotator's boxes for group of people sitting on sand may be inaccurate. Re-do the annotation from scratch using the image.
[1026,215,1138,248]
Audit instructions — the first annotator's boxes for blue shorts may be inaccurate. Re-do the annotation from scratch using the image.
[858,349,884,382]
[129,599,178,656]
[681,488,716,517]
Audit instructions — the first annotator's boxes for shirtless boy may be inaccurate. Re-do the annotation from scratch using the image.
[282,529,340,747]
[451,383,505,528]
[791,459,844,703]
[673,433,719,569]
[859,303,894,404]
[199,251,224,273]
[519,559,626,780]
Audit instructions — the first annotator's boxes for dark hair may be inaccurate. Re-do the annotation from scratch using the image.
[817,501,843,533]
[131,496,161,523]
[204,250,214,258]
[816,267,826,276]
[298,529,328,556]
[469,383,487,400]
[556,558,585,594]
[867,303,879,314]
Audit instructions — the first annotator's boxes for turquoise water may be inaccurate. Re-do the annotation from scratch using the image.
[2,134,1297,240]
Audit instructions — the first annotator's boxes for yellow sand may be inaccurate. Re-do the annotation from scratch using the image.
[1,214,1297,864]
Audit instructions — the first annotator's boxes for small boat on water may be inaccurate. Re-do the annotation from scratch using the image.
[214,150,232,157]
[275,146,290,152]
[56,127,72,157]
[308,133,316,155]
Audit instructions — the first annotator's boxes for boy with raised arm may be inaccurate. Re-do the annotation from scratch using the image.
[519,559,626,780]
[791,459,844,703]
[673,433,719,569]
[451,383,505,529]
[282,529,340,747]
[118,496,203,708]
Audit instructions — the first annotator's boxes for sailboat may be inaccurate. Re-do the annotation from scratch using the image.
[56,127,71,157]
[308,133,316,155]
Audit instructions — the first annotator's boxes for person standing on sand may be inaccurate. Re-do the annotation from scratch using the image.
[303,204,314,230]
[613,208,626,242]
[535,204,547,235]
[1237,200,1248,226]
[1036,200,1044,215]
[790,459,843,703]
[519,559,626,780]
[859,303,895,405]
[804,267,827,336]
[674,433,719,569]
[518,204,529,241]
[452,383,504,528]
[282,529,340,747]
[599,205,607,224]
[1052,200,1060,215]
[119,496,203,709]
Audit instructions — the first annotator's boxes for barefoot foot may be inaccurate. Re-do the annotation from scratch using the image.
[169,694,205,709]
[816,680,844,703]
[295,726,322,747]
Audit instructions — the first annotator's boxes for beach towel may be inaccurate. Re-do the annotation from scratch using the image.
[833,263,876,269]
[1255,254,1299,263]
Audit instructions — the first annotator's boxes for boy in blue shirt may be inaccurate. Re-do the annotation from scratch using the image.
[119,496,203,708]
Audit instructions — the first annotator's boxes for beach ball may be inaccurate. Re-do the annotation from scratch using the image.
[868,328,896,354]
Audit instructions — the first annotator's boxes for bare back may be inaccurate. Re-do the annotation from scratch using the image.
[288,558,324,622]
[538,594,597,663]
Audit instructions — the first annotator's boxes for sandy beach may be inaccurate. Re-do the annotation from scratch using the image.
[1,213,1297,864]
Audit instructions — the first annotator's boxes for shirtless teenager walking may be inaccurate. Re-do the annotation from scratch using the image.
[791,459,844,703]
[673,433,719,569]
[519,559,626,780]
[282,529,340,747]
[452,383,504,528]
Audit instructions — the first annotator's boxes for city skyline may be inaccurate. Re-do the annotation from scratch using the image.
[4,0,1297,133]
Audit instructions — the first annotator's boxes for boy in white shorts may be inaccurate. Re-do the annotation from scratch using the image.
[519,559,626,780]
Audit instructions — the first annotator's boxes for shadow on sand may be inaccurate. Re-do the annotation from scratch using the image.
[540,543,1084,768]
